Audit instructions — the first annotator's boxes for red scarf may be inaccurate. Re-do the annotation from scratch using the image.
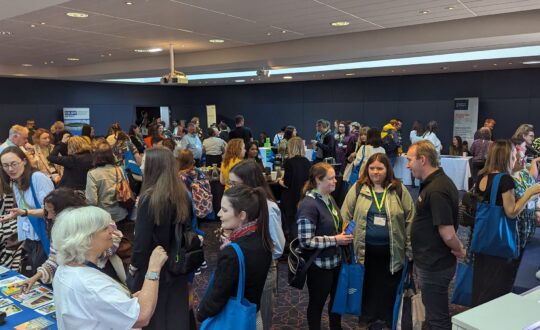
[228,220,258,242]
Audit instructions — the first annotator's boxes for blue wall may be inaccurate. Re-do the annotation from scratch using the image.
[1,68,539,150]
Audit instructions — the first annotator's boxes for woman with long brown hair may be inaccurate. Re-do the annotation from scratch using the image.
[341,153,414,328]
[472,140,540,306]
[0,146,54,275]
[197,184,273,329]
[296,162,353,330]
[220,138,246,190]
[129,147,193,329]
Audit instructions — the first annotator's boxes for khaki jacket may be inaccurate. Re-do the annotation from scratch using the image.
[340,183,415,273]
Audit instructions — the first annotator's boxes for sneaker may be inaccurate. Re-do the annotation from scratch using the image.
[200,261,208,269]
[194,268,202,276]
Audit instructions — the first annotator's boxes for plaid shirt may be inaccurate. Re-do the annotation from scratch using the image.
[513,170,538,249]
[297,191,341,269]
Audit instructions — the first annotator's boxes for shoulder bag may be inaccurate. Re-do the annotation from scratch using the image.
[469,173,519,259]
[200,243,256,330]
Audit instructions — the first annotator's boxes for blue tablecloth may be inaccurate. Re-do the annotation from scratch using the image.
[513,230,540,294]
[0,270,57,329]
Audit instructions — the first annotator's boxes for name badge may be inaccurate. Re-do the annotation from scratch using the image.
[527,200,536,210]
[374,214,386,227]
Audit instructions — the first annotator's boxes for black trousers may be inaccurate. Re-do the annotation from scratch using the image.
[306,264,342,330]
[472,253,519,307]
[205,154,222,168]
[362,244,402,326]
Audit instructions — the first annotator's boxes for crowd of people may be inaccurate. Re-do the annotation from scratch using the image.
[0,114,539,330]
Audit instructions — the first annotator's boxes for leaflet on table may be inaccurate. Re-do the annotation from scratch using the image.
[0,265,10,275]
[21,293,54,309]
[0,297,12,307]
[0,303,23,316]
[34,302,55,315]
[11,287,50,302]
[15,316,54,330]
[1,280,39,296]
[0,274,25,287]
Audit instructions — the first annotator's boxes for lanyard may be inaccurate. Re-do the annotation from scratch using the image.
[370,187,389,213]
[322,196,340,233]
[84,260,100,270]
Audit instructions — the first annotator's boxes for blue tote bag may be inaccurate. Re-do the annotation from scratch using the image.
[27,175,50,256]
[200,243,257,330]
[470,173,519,259]
[331,247,364,316]
[451,258,473,307]
[348,146,365,185]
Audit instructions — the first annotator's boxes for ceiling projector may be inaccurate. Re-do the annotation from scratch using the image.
[160,71,188,85]
[160,45,188,85]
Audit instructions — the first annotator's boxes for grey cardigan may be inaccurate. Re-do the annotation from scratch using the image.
[86,164,128,222]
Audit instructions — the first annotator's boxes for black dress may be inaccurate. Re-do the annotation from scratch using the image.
[472,173,519,306]
[129,196,190,330]
[281,156,311,241]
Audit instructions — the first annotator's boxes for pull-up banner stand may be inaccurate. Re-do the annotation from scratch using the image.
[453,97,479,147]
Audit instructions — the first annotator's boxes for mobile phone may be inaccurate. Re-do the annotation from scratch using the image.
[345,220,356,235]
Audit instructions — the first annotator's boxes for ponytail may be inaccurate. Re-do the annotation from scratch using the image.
[223,185,274,252]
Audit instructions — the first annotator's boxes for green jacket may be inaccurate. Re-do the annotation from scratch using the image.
[340,183,415,273]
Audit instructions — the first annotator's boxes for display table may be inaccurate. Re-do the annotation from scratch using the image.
[451,290,540,330]
[513,230,540,294]
[393,155,472,190]
[0,268,57,329]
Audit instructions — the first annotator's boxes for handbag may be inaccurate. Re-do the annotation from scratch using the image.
[451,259,473,307]
[287,238,322,290]
[331,246,364,316]
[392,262,425,330]
[469,173,519,259]
[200,243,257,330]
[115,166,135,209]
[25,174,50,256]
[348,145,365,184]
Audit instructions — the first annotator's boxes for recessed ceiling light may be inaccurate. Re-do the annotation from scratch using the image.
[108,53,112,56]
[492,63,498,66]
[266,32,272,36]
[508,62,513,65]
[209,39,224,43]
[125,1,134,5]
[134,48,163,53]
[0,31,12,35]
[523,61,540,65]
[30,24,36,28]
[441,66,449,70]
[100,54,105,57]
[345,73,355,76]
[331,21,350,27]
[446,6,454,10]
[67,57,80,61]
[419,10,430,14]
[40,22,46,25]
[66,12,89,18]
[44,62,48,65]
[283,76,293,80]
[282,30,287,34]
[235,79,245,83]
[50,60,54,64]
[21,64,32,67]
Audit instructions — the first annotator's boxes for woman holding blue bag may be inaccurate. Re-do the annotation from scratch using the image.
[341,153,414,329]
[197,184,273,329]
[471,140,540,306]
[297,162,353,330]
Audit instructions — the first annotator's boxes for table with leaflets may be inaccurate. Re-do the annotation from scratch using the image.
[0,266,57,329]
[393,155,472,190]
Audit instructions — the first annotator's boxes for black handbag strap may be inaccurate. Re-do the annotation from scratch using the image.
[304,247,323,270]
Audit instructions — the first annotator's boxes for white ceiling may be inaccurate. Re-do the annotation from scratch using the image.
[2,0,540,84]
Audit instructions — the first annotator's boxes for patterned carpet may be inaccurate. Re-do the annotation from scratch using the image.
[192,186,468,329]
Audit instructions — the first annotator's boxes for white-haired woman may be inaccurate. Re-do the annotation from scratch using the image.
[52,206,168,330]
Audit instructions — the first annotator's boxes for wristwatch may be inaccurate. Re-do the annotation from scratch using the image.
[22,209,28,217]
[145,271,160,281]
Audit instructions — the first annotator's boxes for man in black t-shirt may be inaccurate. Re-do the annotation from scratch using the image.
[228,115,252,147]
[406,140,466,330]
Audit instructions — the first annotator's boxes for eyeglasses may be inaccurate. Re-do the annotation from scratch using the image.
[1,161,22,170]
[227,180,241,187]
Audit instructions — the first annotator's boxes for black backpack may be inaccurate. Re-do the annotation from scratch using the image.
[382,132,399,154]
[458,185,478,227]
[166,222,205,276]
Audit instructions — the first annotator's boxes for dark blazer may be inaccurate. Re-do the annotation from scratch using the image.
[197,232,271,322]
[48,143,93,190]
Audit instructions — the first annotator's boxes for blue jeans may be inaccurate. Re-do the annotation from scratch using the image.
[414,264,456,330]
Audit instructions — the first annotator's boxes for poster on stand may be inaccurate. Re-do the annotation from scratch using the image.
[453,98,478,146]
[206,105,217,126]
[63,108,90,136]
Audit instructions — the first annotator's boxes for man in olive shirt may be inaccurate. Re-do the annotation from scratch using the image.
[407,140,466,330]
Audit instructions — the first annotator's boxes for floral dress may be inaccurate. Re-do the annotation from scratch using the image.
[513,169,538,250]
